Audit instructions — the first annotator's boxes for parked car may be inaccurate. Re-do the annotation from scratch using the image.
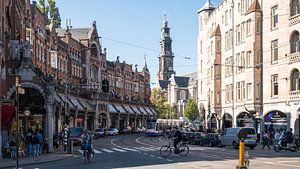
[69,127,85,145]
[107,128,119,136]
[189,132,203,145]
[219,127,257,149]
[94,128,107,137]
[200,133,219,147]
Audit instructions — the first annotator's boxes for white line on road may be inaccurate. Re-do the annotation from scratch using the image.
[78,150,84,154]
[122,147,140,152]
[150,155,155,157]
[166,159,173,162]
[263,161,300,168]
[111,138,120,147]
[143,153,148,155]
[93,149,102,153]
[111,148,127,152]
[136,136,152,146]
[157,157,163,160]
[101,148,114,153]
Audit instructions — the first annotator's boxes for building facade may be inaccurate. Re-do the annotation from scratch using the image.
[198,0,300,137]
[0,0,156,158]
[197,0,263,132]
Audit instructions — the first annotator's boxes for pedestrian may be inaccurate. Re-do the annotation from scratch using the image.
[33,132,40,157]
[274,129,280,148]
[262,130,270,150]
[25,129,33,157]
[37,130,43,155]
[9,138,17,160]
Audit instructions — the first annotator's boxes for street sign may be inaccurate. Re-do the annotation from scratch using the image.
[18,87,25,95]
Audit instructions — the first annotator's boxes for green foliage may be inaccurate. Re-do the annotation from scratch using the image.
[184,98,199,122]
[150,88,176,119]
[37,0,61,28]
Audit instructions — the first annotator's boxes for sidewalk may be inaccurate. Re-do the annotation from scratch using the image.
[0,148,74,169]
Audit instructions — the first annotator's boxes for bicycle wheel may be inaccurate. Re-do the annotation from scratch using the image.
[160,145,171,157]
[84,151,88,164]
[178,145,189,157]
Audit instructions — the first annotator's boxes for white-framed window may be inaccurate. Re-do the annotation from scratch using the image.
[229,84,233,101]
[271,39,279,63]
[236,53,241,73]
[201,81,203,94]
[200,40,203,54]
[211,41,214,55]
[291,0,300,17]
[246,51,252,67]
[225,10,228,25]
[241,22,245,41]
[271,74,278,96]
[290,69,300,91]
[237,82,241,100]
[225,85,229,102]
[246,83,252,99]
[225,31,229,50]
[236,24,241,44]
[246,19,251,36]
[271,5,279,30]
[241,51,245,71]
[241,81,245,100]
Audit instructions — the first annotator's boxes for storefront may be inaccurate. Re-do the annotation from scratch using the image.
[237,112,253,127]
[222,113,232,130]
[264,110,287,132]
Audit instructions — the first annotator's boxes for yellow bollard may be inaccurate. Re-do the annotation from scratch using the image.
[236,139,247,169]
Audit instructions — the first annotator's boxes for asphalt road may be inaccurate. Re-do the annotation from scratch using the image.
[16,133,300,169]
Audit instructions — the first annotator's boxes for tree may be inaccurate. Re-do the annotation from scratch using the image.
[150,88,171,119]
[37,0,61,28]
[184,98,199,122]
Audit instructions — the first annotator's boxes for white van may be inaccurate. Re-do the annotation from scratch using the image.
[219,127,257,149]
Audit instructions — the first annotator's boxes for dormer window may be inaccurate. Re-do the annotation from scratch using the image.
[90,44,97,57]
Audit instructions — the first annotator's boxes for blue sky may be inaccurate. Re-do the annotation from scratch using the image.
[55,0,221,85]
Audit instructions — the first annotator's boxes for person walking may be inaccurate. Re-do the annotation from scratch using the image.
[262,130,270,150]
[33,132,40,157]
[25,129,33,157]
[274,129,280,149]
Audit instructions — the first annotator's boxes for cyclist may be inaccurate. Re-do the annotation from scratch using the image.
[81,132,93,159]
[173,126,182,153]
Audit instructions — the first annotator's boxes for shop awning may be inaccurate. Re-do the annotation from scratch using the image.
[69,97,84,111]
[122,104,135,114]
[144,107,153,115]
[108,104,119,113]
[113,104,126,114]
[78,99,94,112]
[54,92,64,104]
[131,105,142,115]
[149,107,158,116]
[138,106,148,115]
[57,93,75,110]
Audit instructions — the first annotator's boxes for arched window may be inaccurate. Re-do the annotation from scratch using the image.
[291,31,300,53]
[90,65,98,80]
[90,44,97,57]
[291,0,299,16]
[290,69,300,91]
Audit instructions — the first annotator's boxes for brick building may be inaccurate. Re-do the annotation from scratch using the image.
[0,0,156,157]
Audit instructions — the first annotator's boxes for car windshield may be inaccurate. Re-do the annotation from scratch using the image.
[96,128,104,132]
[69,127,83,137]
[109,128,114,131]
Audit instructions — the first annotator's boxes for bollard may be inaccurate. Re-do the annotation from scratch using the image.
[236,139,247,169]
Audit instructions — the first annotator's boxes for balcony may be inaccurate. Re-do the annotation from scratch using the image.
[289,90,300,100]
[289,14,300,26]
[289,52,300,64]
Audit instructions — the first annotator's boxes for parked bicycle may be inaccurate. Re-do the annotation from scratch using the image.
[160,139,189,157]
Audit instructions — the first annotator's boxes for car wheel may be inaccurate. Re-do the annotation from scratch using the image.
[218,141,223,148]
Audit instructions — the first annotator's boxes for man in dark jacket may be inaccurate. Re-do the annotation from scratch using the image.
[173,126,182,153]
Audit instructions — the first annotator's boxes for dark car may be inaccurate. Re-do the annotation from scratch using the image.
[189,132,203,145]
[69,127,85,145]
[200,133,220,147]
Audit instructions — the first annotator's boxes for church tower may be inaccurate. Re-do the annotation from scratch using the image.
[157,14,175,81]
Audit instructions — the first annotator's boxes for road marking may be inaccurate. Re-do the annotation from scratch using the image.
[111,148,127,152]
[111,138,119,147]
[93,149,102,153]
[264,161,300,168]
[122,147,140,152]
[150,155,155,157]
[157,157,163,160]
[141,146,157,151]
[136,136,151,146]
[78,150,84,154]
[143,153,148,155]
[166,159,173,162]
[101,148,114,153]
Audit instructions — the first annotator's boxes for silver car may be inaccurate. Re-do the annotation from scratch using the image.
[107,128,119,136]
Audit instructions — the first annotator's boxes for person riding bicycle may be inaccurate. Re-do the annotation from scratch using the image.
[173,126,182,153]
[81,132,93,159]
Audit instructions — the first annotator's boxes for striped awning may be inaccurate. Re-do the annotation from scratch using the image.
[108,104,119,113]
[113,104,127,114]
[122,104,135,114]
[131,105,142,115]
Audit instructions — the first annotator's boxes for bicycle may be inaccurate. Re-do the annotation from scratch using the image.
[160,139,189,157]
[81,143,92,164]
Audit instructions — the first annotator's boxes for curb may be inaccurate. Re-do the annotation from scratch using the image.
[1,154,74,169]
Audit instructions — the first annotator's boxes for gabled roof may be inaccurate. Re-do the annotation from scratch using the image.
[183,72,197,83]
[158,80,169,90]
[56,28,89,41]
[174,76,190,87]
[246,0,261,14]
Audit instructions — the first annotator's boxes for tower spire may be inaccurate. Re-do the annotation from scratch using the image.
[143,54,149,73]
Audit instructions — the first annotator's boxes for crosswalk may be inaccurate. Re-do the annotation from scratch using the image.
[76,146,161,155]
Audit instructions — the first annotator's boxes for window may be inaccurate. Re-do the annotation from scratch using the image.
[236,24,241,44]
[246,51,252,67]
[90,44,97,57]
[229,84,233,101]
[291,0,300,16]
[211,41,214,55]
[225,85,229,102]
[241,22,245,41]
[241,51,245,71]
[256,18,261,33]
[271,40,278,63]
[290,31,300,53]
[236,53,241,72]
[246,83,252,99]
[246,19,251,36]
[200,40,203,54]
[271,6,279,29]
[256,83,261,99]
[241,81,245,100]
[200,60,203,73]
[225,10,228,25]
[290,69,300,91]
[201,81,203,94]
[229,29,233,48]
[180,90,186,100]
[271,74,278,96]
[237,82,241,100]
[225,31,229,50]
